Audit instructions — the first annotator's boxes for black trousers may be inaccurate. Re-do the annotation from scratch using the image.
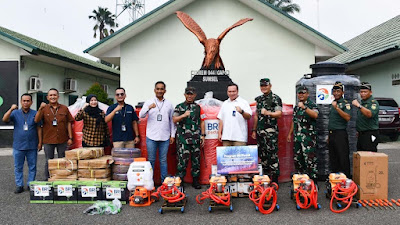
[357,130,379,152]
[329,130,350,177]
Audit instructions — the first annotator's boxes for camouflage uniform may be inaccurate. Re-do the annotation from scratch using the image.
[174,102,202,178]
[293,98,319,179]
[255,92,282,176]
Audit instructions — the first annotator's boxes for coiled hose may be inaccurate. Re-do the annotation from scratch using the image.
[196,183,231,206]
[295,180,318,209]
[330,180,358,213]
[249,182,278,214]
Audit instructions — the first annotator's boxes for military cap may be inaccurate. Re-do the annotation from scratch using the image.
[297,86,308,93]
[260,78,270,86]
[185,86,196,94]
[360,82,372,90]
[332,81,344,90]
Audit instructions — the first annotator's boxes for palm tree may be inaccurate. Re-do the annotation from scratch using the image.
[266,0,300,14]
[89,7,119,40]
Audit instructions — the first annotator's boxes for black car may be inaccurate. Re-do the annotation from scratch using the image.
[375,97,400,141]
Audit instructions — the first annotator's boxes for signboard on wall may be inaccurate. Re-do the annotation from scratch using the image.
[0,61,19,126]
[316,85,334,104]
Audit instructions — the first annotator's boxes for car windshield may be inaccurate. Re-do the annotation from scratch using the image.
[377,100,398,107]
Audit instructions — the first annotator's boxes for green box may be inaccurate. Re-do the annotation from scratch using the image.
[29,181,53,203]
[53,181,78,204]
[77,181,102,204]
[101,181,128,204]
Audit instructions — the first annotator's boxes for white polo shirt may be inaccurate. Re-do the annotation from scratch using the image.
[217,96,252,142]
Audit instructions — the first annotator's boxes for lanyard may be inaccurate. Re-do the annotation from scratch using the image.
[155,99,165,113]
[120,105,127,118]
[21,109,29,124]
[50,106,59,119]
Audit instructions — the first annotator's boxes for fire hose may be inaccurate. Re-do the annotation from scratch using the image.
[152,184,186,203]
[329,180,358,213]
[196,183,231,206]
[295,180,318,209]
[249,182,278,214]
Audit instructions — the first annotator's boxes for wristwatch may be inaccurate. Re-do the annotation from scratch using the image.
[358,105,362,109]
[136,135,140,138]
[201,134,206,137]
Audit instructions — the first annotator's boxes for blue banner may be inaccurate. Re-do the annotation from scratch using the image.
[217,145,258,174]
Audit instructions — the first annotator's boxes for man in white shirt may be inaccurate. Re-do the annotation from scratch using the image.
[139,81,176,182]
[217,83,252,146]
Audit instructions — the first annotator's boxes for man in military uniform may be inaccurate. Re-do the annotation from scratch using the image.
[328,82,351,177]
[173,87,205,189]
[251,78,282,183]
[288,86,319,182]
[352,82,379,152]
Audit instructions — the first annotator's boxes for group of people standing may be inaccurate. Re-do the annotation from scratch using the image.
[3,78,379,193]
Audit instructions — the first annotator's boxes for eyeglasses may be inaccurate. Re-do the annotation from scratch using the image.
[115,93,125,96]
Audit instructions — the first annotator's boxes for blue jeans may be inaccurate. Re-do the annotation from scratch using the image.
[146,137,170,181]
[13,149,37,187]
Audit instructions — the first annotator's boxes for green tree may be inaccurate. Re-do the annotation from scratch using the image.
[85,83,113,105]
[89,7,118,40]
[266,0,300,14]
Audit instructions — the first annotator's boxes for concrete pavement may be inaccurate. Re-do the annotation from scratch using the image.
[1,143,400,224]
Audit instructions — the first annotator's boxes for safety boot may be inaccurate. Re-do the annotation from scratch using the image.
[192,176,201,189]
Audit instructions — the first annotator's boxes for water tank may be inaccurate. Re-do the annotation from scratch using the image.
[296,62,360,180]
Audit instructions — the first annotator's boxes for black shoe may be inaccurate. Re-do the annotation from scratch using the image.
[192,177,201,189]
[14,186,24,194]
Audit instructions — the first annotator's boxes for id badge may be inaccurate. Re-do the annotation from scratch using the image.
[121,124,126,132]
[232,110,236,117]
[157,114,162,121]
[52,119,57,126]
[23,122,28,131]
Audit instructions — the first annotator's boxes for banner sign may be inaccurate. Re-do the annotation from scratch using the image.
[217,145,258,174]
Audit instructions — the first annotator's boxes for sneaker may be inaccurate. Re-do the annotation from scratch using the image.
[14,186,24,194]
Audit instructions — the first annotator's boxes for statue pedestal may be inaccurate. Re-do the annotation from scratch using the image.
[187,70,232,101]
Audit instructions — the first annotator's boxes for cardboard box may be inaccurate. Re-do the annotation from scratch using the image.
[226,182,238,197]
[101,181,129,204]
[353,151,388,200]
[48,158,77,170]
[65,147,104,160]
[53,181,77,204]
[29,181,53,203]
[78,156,113,169]
[77,181,102,203]
[78,168,111,179]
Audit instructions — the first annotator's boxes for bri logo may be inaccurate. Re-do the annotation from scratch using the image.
[317,88,329,101]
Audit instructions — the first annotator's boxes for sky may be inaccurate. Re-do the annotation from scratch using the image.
[0,0,399,60]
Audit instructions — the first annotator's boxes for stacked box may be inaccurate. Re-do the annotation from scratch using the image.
[101,181,129,204]
[29,181,53,203]
[65,147,104,160]
[77,155,113,181]
[112,148,141,181]
[77,181,102,203]
[53,181,78,204]
[48,158,78,181]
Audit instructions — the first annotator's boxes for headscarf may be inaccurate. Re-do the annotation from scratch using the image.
[85,94,102,126]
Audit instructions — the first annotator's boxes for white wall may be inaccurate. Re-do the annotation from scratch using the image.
[20,57,119,109]
[0,38,20,60]
[120,0,315,106]
[349,57,400,104]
